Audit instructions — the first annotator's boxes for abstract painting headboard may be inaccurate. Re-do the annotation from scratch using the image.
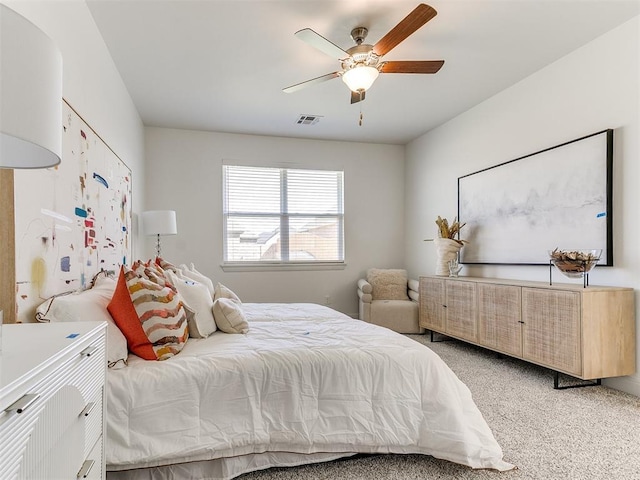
[10,100,132,323]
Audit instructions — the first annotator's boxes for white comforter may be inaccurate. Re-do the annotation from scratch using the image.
[106,303,512,473]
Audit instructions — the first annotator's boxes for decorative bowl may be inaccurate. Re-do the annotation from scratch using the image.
[549,249,602,278]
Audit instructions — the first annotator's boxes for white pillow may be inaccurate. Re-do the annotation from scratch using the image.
[212,298,249,334]
[165,270,217,338]
[35,275,128,369]
[177,263,215,297]
[214,282,242,304]
[190,263,216,292]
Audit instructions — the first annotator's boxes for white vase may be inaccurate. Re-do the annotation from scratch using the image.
[434,238,462,276]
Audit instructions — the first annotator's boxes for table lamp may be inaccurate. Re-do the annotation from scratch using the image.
[141,210,177,257]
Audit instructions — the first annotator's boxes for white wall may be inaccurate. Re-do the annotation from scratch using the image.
[405,17,639,395]
[145,127,405,317]
[2,0,146,256]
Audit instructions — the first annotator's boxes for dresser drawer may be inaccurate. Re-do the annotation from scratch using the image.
[80,436,103,480]
[83,388,104,460]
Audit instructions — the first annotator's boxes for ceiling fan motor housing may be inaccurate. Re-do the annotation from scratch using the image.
[342,44,380,70]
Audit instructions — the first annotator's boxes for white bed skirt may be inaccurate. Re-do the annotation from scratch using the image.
[107,451,356,480]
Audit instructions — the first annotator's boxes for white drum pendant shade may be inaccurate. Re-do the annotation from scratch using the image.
[0,4,63,169]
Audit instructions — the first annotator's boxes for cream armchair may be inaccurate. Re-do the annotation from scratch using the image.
[357,269,424,334]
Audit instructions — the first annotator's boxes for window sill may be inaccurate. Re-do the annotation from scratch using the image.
[221,262,347,272]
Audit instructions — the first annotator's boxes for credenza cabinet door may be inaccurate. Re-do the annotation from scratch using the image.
[477,283,522,357]
[522,288,581,376]
[419,277,446,331]
[445,280,477,343]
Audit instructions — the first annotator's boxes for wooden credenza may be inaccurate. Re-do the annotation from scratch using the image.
[419,276,636,383]
[0,321,107,479]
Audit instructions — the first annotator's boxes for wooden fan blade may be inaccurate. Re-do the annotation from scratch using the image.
[373,4,437,57]
[380,60,444,74]
[295,28,349,60]
[350,90,366,104]
[283,72,341,93]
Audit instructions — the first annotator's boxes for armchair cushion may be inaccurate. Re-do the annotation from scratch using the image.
[370,300,421,334]
[366,268,409,301]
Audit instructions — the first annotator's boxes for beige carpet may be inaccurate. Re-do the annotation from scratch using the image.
[239,335,640,480]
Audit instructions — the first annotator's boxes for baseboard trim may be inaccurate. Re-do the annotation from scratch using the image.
[602,374,640,397]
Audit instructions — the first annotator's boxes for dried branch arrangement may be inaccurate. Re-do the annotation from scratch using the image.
[436,216,466,245]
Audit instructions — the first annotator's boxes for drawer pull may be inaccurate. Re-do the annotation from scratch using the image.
[77,459,95,478]
[5,393,40,414]
[80,402,96,417]
[80,345,98,357]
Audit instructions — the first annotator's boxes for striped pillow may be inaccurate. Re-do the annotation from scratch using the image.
[134,260,175,292]
[156,256,179,273]
[108,265,189,360]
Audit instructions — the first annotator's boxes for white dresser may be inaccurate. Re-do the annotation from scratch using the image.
[0,322,107,479]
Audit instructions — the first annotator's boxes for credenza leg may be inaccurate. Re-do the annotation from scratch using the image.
[553,371,602,390]
[429,330,452,342]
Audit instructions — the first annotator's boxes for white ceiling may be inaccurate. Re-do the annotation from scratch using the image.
[86,0,640,145]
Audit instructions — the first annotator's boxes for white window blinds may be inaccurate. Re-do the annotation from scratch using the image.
[223,165,344,264]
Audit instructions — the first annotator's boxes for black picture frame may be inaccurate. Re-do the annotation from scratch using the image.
[458,129,613,266]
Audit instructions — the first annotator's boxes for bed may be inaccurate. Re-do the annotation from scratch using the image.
[105,302,514,479]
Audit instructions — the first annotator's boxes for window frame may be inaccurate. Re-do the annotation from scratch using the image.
[221,164,345,271]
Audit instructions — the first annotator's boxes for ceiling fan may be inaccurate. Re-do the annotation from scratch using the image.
[283,3,444,104]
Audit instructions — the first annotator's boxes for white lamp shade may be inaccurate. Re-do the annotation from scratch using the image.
[141,210,177,236]
[0,4,63,169]
[342,66,379,92]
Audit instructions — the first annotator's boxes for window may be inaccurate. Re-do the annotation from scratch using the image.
[223,165,344,266]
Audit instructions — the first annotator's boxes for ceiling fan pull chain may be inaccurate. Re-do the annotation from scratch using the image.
[359,92,364,126]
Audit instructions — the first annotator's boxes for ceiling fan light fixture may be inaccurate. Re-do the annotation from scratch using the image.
[284,4,443,103]
[342,65,379,93]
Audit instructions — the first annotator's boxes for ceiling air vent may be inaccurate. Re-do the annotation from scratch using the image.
[296,114,322,125]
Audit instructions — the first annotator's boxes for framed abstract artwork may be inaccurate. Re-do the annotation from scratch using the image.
[458,129,613,266]
[13,100,132,323]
